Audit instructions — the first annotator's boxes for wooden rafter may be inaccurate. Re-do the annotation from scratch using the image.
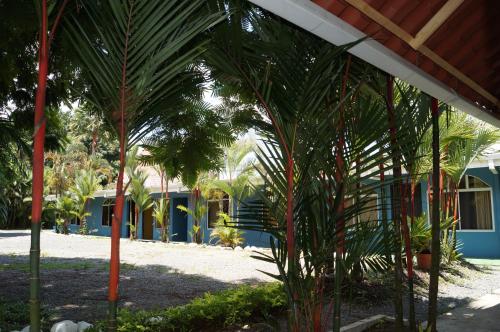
[344,0,500,108]
[409,0,465,50]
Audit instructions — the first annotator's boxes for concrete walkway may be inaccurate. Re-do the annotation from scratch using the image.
[437,289,500,331]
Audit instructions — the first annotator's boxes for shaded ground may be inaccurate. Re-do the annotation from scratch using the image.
[1,230,500,328]
[0,230,276,322]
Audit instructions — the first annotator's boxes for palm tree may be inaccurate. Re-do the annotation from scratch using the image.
[128,170,153,240]
[71,169,101,234]
[55,194,75,234]
[153,198,169,242]
[66,1,225,326]
[207,139,257,217]
[29,1,69,328]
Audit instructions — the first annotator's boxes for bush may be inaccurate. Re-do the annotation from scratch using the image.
[0,298,51,331]
[90,283,286,331]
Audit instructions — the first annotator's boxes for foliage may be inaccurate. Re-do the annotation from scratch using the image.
[88,283,286,332]
[0,298,50,331]
[55,195,75,234]
[205,138,258,214]
[71,169,100,234]
[153,198,170,242]
[177,200,206,244]
[209,212,245,248]
[141,99,235,188]
[409,215,432,254]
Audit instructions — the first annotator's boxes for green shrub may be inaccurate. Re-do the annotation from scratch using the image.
[0,298,50,331]
[90,283,286,332]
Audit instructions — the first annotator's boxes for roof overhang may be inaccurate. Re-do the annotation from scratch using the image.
[248,0,500,128]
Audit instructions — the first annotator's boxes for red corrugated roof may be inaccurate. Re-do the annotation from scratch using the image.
[314,0,500,115]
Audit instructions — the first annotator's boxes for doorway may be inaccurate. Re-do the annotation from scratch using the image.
[142,207,153,240]
[172,197,188,242]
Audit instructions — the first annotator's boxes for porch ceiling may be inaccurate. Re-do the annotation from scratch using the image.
[248,0,500,127]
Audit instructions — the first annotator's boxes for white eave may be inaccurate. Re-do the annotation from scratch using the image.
[248,0,500,129]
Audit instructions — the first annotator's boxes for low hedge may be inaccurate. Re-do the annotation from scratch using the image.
[91,282,286,331]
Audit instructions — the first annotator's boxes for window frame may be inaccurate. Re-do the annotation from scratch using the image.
[102,198,115,227]
[426,175,495,232]
[456,185,495,233]
[206,194,230,230]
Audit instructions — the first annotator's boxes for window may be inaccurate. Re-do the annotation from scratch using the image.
[102,199,115,227]
[207,193,230,229]
[345,193,379,226]
[457,175,493,230]
[70,217,80,225]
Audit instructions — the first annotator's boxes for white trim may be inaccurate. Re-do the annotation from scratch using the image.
[456,187,495,232]
[101,199,115,227]
[248,0,500,128]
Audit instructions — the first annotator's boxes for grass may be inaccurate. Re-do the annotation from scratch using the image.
[0,259,138,272]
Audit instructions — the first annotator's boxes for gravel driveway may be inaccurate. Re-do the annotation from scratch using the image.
[0,230,276,322]
[2,230,500,327]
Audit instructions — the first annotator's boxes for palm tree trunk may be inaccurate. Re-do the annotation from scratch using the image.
[135,206,139,239]
[451,184,458,250]
[379,162,391,264]
[30,2,49,329]
[333,55,351,332]
[386,74,404,331]
[427,97,441,332]
[401,179,416,331]
[108,2,133,326]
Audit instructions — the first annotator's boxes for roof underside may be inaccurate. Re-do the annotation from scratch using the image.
[314,0,500,115]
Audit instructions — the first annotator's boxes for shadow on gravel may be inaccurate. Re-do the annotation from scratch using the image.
[0,254,265,323]
[0,232,30,239]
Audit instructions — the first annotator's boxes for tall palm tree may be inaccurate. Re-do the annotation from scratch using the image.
[66,1,225,327]
[29,1,69,328]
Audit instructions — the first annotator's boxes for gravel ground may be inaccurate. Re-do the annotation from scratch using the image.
[1,230,500,327]
[0,230,276,322]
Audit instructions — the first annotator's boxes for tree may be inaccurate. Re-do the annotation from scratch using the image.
[66,1,225,327]
[207,138,257,217]
[177,199,207,244]
[55,194,75,234]
[153,198,169,242]
[128,170,153,240]
[71,169,100,234]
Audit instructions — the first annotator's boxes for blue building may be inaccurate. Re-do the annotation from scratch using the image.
[63,152,500,257]
[65,169,270,248]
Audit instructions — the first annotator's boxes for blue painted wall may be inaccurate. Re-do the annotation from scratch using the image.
[69,191,271,247]
[420,167,500,258]
[68,167,500,256]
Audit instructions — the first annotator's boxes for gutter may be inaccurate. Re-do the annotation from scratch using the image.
[248,0,500,128]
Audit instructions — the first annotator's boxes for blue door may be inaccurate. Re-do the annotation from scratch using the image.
[172,197,188,242]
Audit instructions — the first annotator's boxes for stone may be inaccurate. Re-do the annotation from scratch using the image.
[147,316,163,324]
[50,320,78,332]
[77,321,93,332]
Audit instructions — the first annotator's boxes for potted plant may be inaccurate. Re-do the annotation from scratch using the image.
[410,215,432,270]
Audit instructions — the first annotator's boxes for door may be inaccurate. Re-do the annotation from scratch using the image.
[142,208,153,240]
[172,197,188,242]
